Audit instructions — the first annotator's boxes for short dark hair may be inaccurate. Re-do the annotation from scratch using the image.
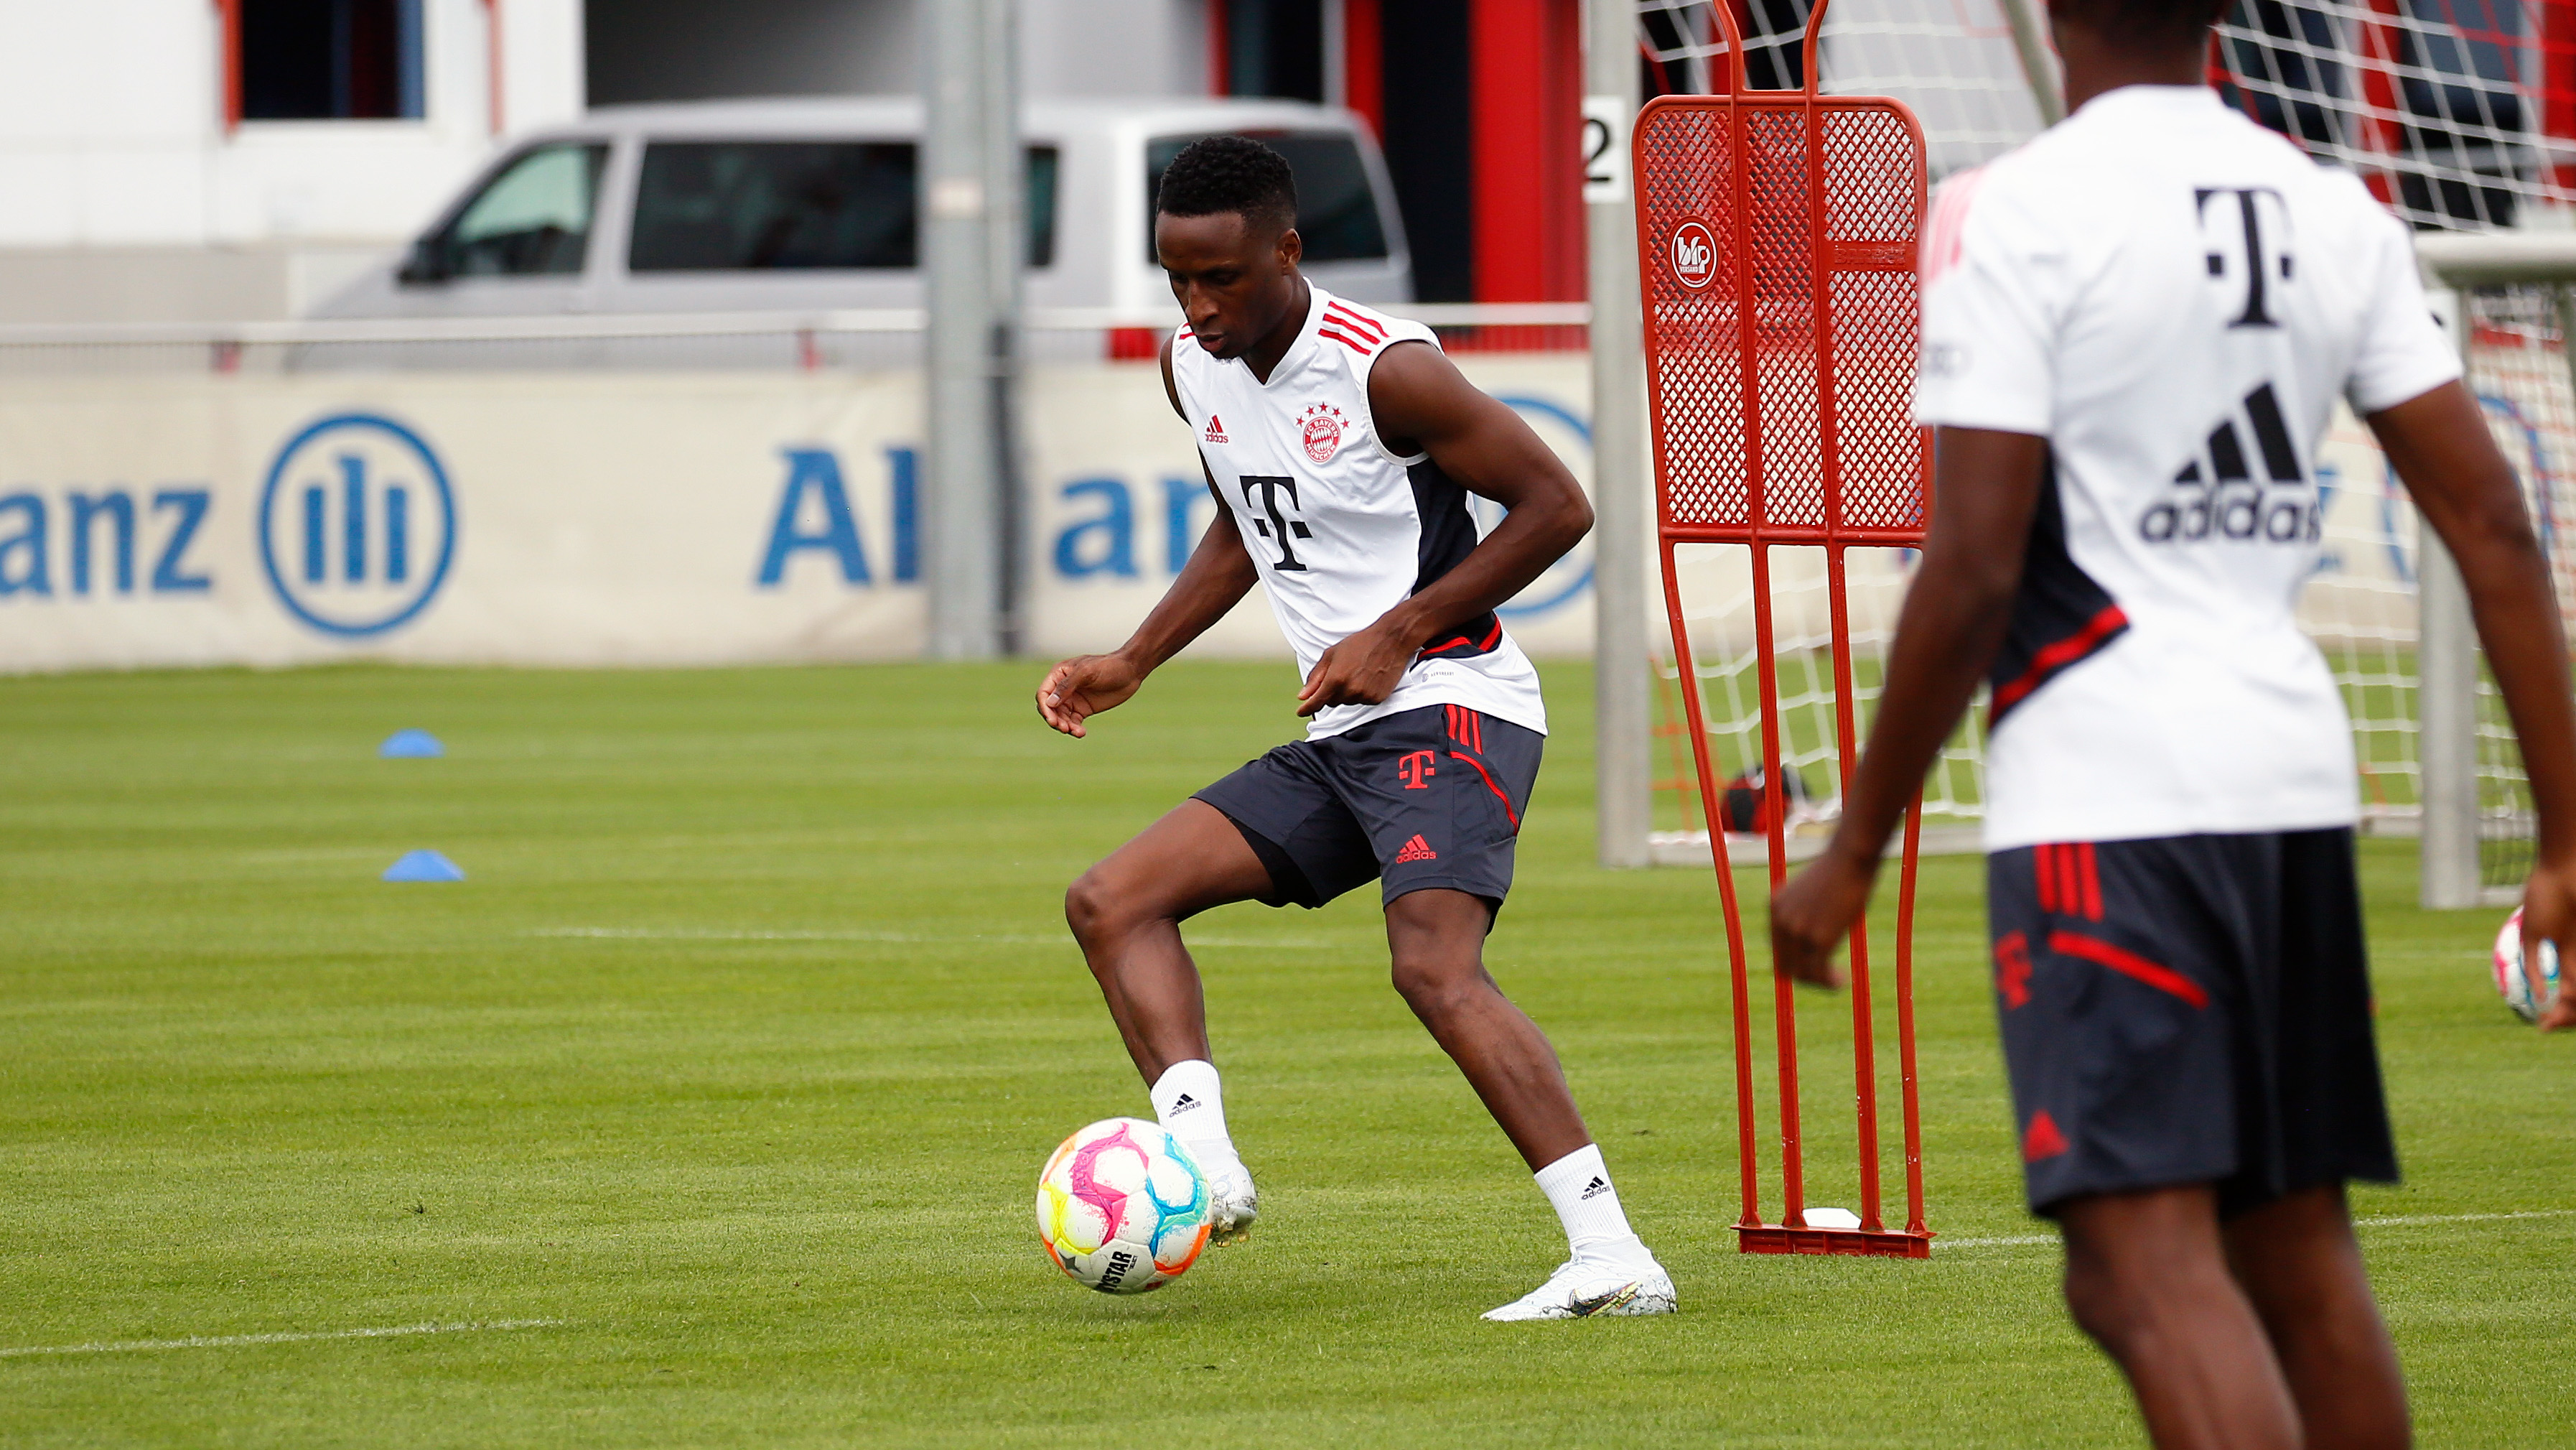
[1154,134,1298,236]
[2054,0,2230,49]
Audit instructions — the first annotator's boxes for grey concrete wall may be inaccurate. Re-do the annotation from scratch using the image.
[585,0,918,105]
[586,0,1207,105]
[0,243,392,323]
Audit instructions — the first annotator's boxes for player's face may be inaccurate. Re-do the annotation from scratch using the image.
[1156,211,1304,360]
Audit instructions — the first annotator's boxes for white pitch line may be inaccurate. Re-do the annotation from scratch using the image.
[0,1319,562,1360]
[2351,1207,2576,1229]
[1936,1207,2576,1251]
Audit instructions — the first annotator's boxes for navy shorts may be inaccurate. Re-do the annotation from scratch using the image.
[1988,828,2399,1218]
[1194,702,1541,914]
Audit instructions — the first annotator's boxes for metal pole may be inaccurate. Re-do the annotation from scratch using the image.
[2419,282,2481,907]
[1587,0,1653,868]
[923,0,1015,659]
[982,0,1025,656]
[1998,0,2064,128]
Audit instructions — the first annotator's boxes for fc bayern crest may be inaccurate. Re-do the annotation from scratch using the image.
[1300,403,1346,463]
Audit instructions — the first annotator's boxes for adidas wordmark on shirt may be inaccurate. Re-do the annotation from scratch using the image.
[1914,85,2460,851]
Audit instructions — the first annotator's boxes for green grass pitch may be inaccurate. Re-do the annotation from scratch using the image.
[2,661,2569,1448]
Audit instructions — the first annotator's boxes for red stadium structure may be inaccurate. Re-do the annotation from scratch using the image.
[1630,0,1933,1258]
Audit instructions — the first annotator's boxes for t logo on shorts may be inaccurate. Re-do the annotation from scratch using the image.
[1398,750,1437,789]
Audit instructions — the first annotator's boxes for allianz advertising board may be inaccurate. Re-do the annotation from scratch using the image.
[0,359,1603,672]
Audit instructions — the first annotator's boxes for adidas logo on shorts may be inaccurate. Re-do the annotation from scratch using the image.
[1394,835,1438,863]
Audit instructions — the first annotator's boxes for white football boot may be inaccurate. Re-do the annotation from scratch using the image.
[1481,1250,1677,1321]
[1202,1158,1259,1246]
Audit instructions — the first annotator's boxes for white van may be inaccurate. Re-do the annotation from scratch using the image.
[313,96,1412,322]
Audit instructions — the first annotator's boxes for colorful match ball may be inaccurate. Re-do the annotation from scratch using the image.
[1034,1117,1210,1294]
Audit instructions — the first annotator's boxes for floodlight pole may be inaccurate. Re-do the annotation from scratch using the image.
[924,0,1022,659]
[1588,0,1653,868]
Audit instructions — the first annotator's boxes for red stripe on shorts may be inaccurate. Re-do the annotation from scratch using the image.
[2047,929,2208,1009]
[1447,749,1521,830]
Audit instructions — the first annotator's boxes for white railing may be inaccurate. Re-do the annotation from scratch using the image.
[0,301,1595,353]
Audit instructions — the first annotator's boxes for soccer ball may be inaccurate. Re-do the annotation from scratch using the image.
[1034,1117,1210,1294]
[2491,907,2563,1023]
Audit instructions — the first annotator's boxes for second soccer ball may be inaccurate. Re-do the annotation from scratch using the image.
[2491,907,2564,1024]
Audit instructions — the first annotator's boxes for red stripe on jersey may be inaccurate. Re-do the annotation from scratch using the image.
[2077,842,2102,921]
[2035,843,2057,914]
[1324,303,1387,341]
[1315,325,1375,354]
[1993,605,2129,715]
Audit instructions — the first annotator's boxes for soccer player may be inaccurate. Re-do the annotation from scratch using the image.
[1036,136,1674,1321]
[1771,0,2576,1444]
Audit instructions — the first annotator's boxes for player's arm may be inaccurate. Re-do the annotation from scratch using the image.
[1770,427,2050,987]
[2368,381,2576,1031]
[1292,340,1594,717]
[1036,338,1260,738]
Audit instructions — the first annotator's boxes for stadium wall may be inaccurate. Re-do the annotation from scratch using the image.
[0,356,1605,671]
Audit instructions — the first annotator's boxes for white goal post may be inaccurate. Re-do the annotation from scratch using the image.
[2415,231,2576,908]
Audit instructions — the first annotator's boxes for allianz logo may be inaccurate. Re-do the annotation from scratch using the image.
[0,488,213,599]
[259,414,459,637]
[0,411,459,638]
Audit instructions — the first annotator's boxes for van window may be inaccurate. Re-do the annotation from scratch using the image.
[628,142,1062,272]
[430,142,607,276]
[1146,131,1388,264]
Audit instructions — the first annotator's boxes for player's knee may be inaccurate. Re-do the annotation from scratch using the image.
[2060,1254,2142,1352]
[1063,868,1127,949]
[1389,956,1487,1026]
[2060,1245,2196,1356]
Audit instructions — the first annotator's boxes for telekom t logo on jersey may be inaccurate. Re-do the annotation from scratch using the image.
[1238,474,1312,570]
[2195,187,2292,328]
[1399,750,1437,789]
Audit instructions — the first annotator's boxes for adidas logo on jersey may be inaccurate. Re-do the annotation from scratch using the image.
[1393,835,1438,863]
[1580,1175,1611,1201]
[2140,381,2320,547]
[1204,414,1228,444]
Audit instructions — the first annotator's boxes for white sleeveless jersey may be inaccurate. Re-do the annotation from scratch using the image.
[1914,85,2459,850]
[1170,287,1548,740]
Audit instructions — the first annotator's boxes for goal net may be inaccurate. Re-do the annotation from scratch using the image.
[1634,0,2576,898]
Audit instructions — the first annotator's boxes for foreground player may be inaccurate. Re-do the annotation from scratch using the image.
[1774,0,2576,1444]
[1037,137,1672,1320]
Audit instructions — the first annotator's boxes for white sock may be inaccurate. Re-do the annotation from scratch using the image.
[1534,1144,1652,1268]
[1150,1059,1241,1176]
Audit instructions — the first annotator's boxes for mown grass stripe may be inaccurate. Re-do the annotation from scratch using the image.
[1938,1207,2576,1250]
[0,1319,564,1360]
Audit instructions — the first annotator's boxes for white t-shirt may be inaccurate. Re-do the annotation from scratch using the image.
[1915,85,2459,851]
[1170,286,1548,739]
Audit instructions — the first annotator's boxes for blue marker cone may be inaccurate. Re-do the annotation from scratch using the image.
[381,729,444,758]
[383,850,466,883]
